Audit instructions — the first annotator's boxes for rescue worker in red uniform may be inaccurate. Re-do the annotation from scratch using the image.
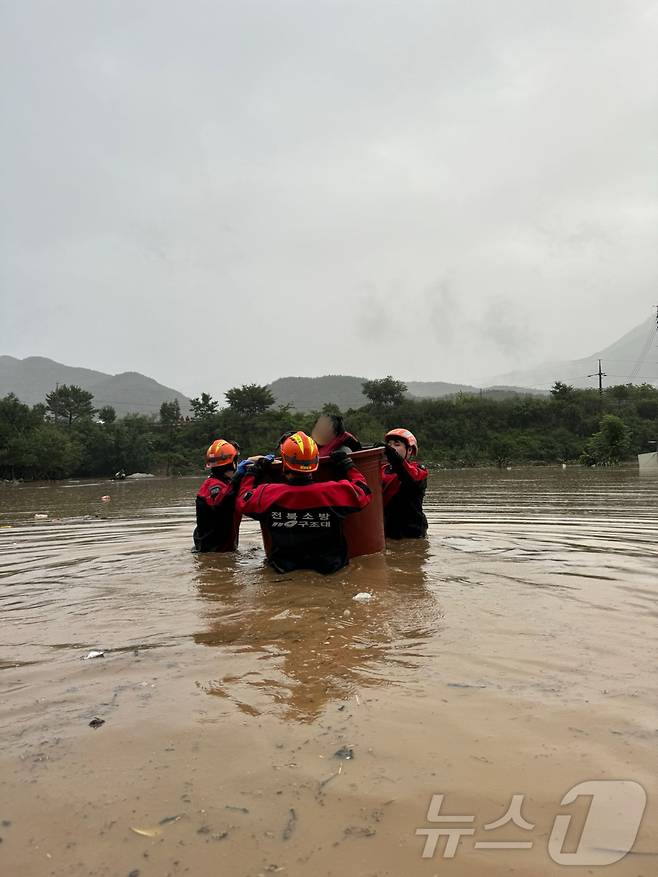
[193,439,245,552]
[311,413,361,457]
[381,428,428,539]
[237,431,371,574]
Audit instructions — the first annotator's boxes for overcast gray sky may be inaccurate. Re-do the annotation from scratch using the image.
[1,0,657,397]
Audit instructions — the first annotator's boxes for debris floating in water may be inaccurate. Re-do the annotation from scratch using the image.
[344,825,376,838]
[446,682,487,689]
[100,495,111,502]
[282,808,297,840]
[158,814,183,826]
[130,825,162,838]
[83,650,105,660]
[334,746,354,760]
[88,717,105,729]
[34,513,48,520]
[353,592,373,602]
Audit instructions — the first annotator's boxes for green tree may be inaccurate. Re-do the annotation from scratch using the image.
[362,376,408,407]
[636,399,658,420]
[159,399,181,426]
[225,384,274,416]
[0,394,38,479]
[45,384,95,427]
[489,435,515,468]
[29,423,82,478]
[157,399,183,475]
[580,414,632,466]
[115,415,154,473]
[98,405,116,424]
[190,392,219,420]
[550,381,575,400]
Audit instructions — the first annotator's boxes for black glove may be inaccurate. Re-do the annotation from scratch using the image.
[245,454,274,484]
[384,444,403,467]
[330,449,354,477]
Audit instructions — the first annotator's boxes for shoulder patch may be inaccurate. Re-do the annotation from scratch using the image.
[242,490,253,501]
[209,486,221,497]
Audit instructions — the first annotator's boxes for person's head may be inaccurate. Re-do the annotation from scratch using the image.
[280,431,319,479]
[205,439,240,476]
[311,413,345,447]
[384,428,418,460]
[276,430,294,453]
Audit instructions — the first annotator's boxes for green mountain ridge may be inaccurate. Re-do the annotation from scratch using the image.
[269,374,546,411]
[0,356,191,416]
[1,356,548,417]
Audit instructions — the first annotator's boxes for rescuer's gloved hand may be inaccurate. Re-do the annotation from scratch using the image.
[330,449,354,477]
[244,454,275,485]
[384,444,403,466]
[235,459,250,477]
[247,454,274,472]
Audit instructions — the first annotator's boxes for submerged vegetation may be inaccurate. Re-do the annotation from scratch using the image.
[1,378,657,480]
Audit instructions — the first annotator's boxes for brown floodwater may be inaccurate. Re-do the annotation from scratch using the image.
[1,467,657,877]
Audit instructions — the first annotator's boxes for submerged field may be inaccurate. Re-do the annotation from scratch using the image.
[1,468,656,876]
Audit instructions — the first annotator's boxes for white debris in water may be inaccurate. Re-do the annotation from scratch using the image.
[83,650,105,660]
[34,513,48,520]
[125,472,155,479]
[352,592,373,603]
[271,609,303,621]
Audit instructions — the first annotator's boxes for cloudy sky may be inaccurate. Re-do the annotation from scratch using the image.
[1,0,657,397]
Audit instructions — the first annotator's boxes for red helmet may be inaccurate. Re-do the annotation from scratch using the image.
[205,439,239,469]
[384,428,418,457]
[280,431,319,473]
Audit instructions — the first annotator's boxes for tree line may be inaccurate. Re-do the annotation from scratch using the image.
[1,377,657,481]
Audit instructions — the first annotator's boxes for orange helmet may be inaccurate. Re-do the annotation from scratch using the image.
[205,439,239,469]
[280,431,319,473]
[384,428,418,457]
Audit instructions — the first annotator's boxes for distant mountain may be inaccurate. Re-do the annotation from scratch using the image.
[491,315,658,390]
[269,374,544,411]
[0,356,190,416]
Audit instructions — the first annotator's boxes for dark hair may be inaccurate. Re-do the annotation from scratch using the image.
[314,413,344,437]
[276,430,295,449]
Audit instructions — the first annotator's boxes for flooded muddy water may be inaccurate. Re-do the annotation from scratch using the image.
[1,468,657,876]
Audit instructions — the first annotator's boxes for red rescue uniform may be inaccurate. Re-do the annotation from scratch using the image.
[381,456,428,539]
[237,466,371,574]
[316,431,361,457]
[193,473,242,552]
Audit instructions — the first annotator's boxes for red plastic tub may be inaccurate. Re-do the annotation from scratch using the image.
[258,447,385,559]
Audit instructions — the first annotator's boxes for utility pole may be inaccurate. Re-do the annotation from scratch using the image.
[588,359,606,396]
